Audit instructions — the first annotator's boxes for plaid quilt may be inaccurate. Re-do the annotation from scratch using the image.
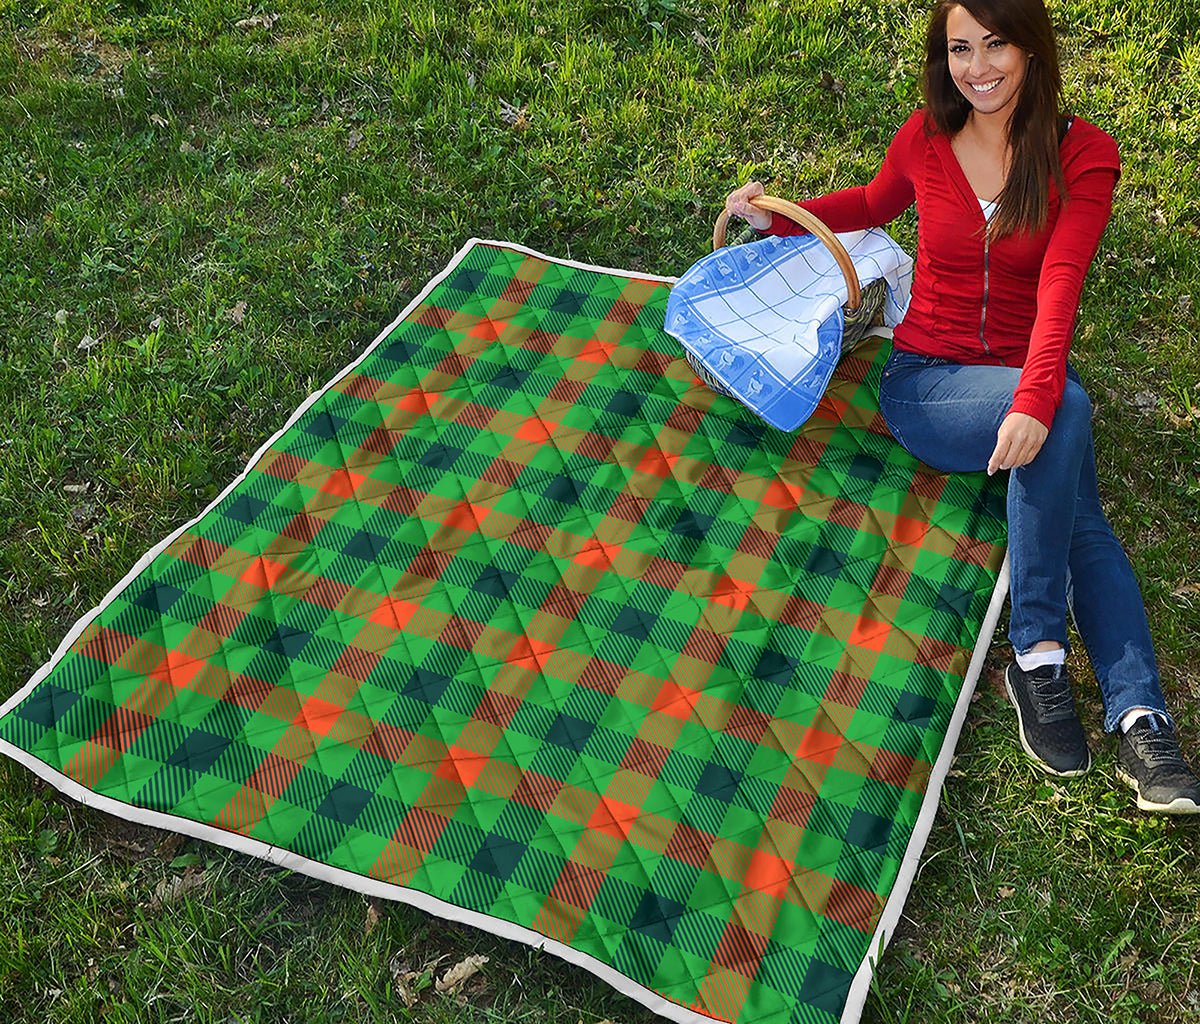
[0,240,1008,1024]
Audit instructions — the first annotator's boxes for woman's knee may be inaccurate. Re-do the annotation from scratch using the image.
[1048,380,1092,444]
[1025,381,1093,473]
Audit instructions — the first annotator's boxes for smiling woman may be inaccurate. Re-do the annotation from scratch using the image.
[923,0,1065,238]
[946,11,1029,118]
[725,0,1200,814]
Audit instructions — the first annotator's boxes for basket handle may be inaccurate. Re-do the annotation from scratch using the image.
[713,195,861,312]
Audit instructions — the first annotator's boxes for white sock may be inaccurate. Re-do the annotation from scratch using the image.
[1015,648,1066,673]
[1120,709,1163,733]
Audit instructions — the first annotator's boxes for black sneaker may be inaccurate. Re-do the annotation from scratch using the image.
[1004,662,1092,776]
[1116,716,1200,815]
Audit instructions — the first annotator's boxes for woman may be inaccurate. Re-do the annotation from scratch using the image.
[726,0,1199,813]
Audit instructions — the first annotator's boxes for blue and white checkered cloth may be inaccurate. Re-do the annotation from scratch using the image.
[665,229,913,431]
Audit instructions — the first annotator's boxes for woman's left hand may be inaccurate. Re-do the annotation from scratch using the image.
[987,412,1049,475]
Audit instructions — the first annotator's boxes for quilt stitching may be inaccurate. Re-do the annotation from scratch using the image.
[0,241,1007,1024]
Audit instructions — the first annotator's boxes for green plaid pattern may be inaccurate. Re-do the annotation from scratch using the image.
[0,242,1006,1024]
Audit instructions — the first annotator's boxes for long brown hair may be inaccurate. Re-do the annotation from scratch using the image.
[923,0,1068,238]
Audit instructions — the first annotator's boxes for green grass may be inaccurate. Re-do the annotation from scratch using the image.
[1,0,1198,1021]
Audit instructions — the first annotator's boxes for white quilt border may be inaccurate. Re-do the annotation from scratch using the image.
[0,243,1006,1024]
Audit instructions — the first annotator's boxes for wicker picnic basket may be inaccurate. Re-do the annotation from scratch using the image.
[685,195,887,398]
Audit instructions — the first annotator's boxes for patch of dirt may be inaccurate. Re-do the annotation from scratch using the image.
[14,28,136,81]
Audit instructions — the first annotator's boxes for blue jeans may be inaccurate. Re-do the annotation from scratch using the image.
[879,349,1168,732]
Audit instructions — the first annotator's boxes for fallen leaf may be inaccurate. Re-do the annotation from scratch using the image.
[55,309,69,325]
[148,316,164,331]
[365,898,381,935]
[347,128,364,151]
[152,868,209,907]
[108,837,149,860]
[179,140,196,154]
[236,12,279,30]
[498,98,528,127]
[1132,390,1157,412]
[388,954,421,1007]
[78,333,100,350]
[437,954,489,994]
[150,113,168,128]
[997,886,1015,899]
[227,300,248,324]
[393,976,419,1007]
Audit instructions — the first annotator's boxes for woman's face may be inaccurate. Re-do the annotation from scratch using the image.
[945,5,1030,120]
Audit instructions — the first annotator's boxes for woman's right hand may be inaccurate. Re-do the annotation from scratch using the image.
[725,181,772,231]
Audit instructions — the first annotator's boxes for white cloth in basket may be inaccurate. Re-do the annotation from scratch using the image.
[665,229,914,431]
